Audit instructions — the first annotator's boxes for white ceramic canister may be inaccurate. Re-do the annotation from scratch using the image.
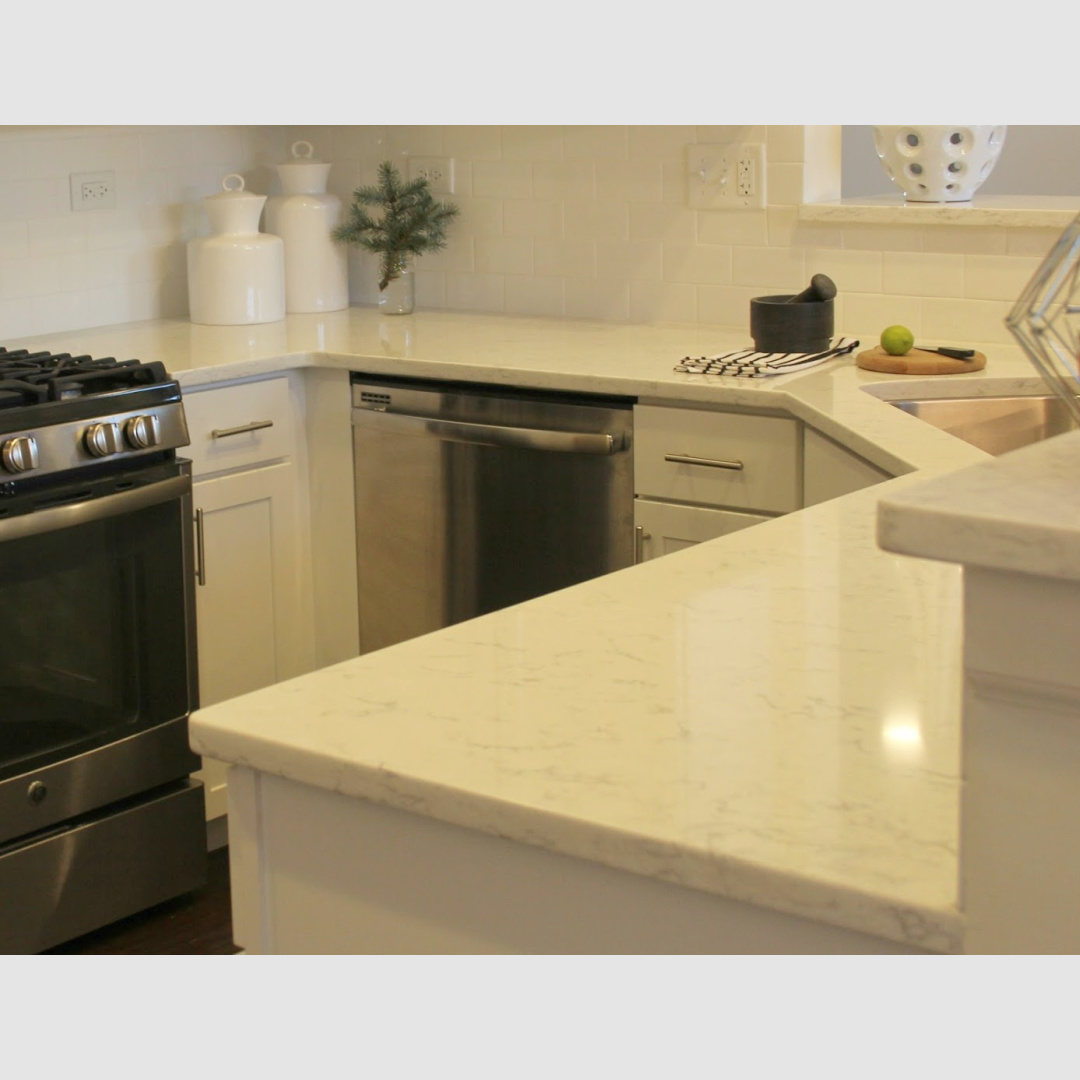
[187,174,285,326]
[265,141,349,313]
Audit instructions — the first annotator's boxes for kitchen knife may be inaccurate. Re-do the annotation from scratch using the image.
[922,346,976,359]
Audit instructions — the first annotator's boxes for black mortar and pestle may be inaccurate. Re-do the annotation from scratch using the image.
[750,273,837,353]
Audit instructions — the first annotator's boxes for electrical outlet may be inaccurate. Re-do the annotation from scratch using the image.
[736,144,766,208]
[738,158,754,196]
[686,143,765,211]
[70,171,116,212]
[407,156,455,195]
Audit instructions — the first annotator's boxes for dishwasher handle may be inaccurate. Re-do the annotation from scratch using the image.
[354,409,623,455]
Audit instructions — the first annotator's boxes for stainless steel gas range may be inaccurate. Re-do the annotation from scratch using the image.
[0,346,206,953]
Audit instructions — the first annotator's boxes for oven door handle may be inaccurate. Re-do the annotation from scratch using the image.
[0,474,190,542]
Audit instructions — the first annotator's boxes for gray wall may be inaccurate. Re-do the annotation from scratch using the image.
[842,126,1080,197]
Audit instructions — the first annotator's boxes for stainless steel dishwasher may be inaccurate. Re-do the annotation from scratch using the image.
[351,374,634,653]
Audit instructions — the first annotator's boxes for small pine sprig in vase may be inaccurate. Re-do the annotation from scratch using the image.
[333,160,460,293]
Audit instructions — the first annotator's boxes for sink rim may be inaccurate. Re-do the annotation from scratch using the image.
[884,392,1077,456]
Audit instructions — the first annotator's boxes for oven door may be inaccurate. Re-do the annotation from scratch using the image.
[0,459,199,844]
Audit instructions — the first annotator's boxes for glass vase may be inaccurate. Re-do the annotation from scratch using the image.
[378,256,415,315]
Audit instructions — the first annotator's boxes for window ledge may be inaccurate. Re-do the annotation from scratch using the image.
[799,194,1080,229]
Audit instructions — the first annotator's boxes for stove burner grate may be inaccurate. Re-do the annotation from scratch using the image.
[0,348,169,410]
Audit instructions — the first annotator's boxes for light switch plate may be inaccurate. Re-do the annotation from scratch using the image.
[686,143,765,211]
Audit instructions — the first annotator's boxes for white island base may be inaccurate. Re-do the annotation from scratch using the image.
[227,768,925,955]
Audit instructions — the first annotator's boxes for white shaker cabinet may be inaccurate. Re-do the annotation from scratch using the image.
[183,375,317,823]
[632,405,893,563]
[632,403,798,563]
[634,499,771,561]
[191,462,307,702]
[802,427,892,507]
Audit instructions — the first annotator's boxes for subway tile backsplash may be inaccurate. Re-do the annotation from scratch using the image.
[0,125,286,340]
[0,124,1060,350]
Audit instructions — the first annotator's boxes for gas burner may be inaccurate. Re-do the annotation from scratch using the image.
[0,348,169,410]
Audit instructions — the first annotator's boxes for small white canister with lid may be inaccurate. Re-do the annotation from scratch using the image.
[265,140,349,313]
[187,174,286,326]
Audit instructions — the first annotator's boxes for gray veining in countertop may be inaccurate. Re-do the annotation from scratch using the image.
[8,307,1056,952]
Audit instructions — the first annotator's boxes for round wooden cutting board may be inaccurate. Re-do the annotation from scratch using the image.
[856,345,986,375]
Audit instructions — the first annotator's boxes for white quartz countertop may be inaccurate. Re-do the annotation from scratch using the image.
[878,427,1080,583]
[11,306,1040,478]
[9,308,1053,952]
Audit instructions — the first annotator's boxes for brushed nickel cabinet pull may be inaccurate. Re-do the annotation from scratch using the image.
[664,453,743,471]
[194,508,206,586]
[211,419,274,439]
[635,525,650,564]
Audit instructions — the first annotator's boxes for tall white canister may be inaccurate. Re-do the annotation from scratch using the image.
[265,141,349,313]
[187,174,285,325]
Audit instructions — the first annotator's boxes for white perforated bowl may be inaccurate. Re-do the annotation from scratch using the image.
[874,125,1007,202]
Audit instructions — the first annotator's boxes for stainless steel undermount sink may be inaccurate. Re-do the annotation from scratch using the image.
[890,394,1079,456]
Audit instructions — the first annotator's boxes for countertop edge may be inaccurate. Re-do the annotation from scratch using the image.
[800,196,1080,229]
[878,428,1080,581]
[188,725,965,953]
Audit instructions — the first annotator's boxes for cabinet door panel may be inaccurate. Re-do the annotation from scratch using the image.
[192,462,308,820]
[197,490,278,703]
[634,498,771,563]
[803,428,891,507]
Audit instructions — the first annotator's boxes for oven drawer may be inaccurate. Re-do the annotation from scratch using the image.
[183,377,295,477]
[0,780,207,953]
[633,404,800,513]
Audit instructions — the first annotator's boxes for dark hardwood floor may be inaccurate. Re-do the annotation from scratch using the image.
[43,846,240,955]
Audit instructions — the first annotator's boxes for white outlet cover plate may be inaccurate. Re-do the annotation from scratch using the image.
[686,143,765,211]
[407,156,455,195]
[70,170,116,211]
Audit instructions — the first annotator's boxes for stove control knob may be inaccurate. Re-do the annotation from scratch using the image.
[124,414,162,450]
[1,435,40,474]
[85,421,122,458]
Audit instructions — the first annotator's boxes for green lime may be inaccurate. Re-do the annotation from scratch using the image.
[880,325,915,356]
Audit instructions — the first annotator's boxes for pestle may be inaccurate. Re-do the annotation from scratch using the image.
[786,273,837,304]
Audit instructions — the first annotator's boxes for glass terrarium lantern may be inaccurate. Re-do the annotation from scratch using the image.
[1007,213,1080,426]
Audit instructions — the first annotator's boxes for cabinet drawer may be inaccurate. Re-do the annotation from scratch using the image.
[183,377,295,477]
[634,404,799,512]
